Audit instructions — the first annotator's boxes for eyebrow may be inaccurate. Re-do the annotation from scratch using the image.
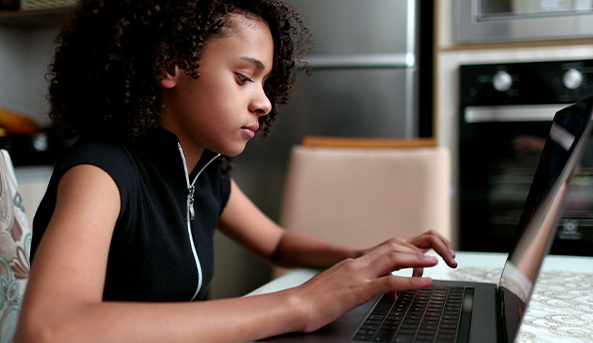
[241,56,272,80]
[241,57,266,70]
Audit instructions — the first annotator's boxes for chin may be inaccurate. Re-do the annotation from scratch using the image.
[218,144,248,157]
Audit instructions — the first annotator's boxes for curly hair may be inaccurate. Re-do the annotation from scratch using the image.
[48,0,311,142]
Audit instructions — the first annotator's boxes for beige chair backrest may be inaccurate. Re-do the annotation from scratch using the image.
[279,137,451,251]
[0,149,32,342]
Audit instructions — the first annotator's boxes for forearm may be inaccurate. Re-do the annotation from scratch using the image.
[17,290,306,343]
[218,181,362,270]
[271,230,363,269]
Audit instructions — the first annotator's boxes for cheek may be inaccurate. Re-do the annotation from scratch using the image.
[193,79,232,109]
[182,76,241,128]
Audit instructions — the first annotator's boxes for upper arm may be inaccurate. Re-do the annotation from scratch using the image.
[217,179,285,264]
[23,164,121,311]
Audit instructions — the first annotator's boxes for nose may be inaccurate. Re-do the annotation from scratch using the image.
[250,87,272,117]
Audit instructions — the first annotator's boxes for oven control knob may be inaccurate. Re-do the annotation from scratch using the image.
[492,71,513,92]
[563,68,583,89]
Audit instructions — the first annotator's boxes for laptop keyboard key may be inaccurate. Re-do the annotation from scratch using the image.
[397,329,416,335]
[372,329,396,342]
[353,335,373,341]
[393,335,414,343]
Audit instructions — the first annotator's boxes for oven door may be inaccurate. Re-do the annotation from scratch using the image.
[459,106,593,256]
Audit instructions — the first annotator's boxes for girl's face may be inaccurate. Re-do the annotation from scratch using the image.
[158,14,274,159]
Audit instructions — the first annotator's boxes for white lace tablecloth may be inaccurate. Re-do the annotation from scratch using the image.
[450,266,593,343]
[248,252,593,342]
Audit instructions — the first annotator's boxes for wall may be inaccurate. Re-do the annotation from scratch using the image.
[0,26,59,126]
[434,0,593,248]
[0,28,27,115]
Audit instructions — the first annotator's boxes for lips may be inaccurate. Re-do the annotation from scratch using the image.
[241,123,259,138]
[243,123,259,132]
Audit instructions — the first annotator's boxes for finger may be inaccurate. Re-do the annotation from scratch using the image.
[375,274,433,295]
[391,238,428,254]
[426,238,457,268]
[407,231,457,268]
[366,247,438,278]
[361,239,424,266]
[360,237,428,259]
[385,290,398,301]
[410,230,453,252]
[428,239,457,268]
[412,267,424,278]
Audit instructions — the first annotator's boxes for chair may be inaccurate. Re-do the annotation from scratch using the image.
[276,137,451,275]
[0,149,32,342]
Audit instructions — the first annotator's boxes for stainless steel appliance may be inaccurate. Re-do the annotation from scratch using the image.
[458,60,593,256]
[456,0,593,43]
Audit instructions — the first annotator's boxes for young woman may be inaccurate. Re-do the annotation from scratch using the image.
[16,1,457,342]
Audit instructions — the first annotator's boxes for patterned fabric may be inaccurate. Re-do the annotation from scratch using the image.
[450,267,593,343]
[0,150,31,343]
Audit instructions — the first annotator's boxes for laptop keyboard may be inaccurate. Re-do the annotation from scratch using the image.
[352,286,474,343]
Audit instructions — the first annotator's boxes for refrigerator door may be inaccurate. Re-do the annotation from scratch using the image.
[281,68,415,138]
[286,0,418,138]
[294,0,415,58]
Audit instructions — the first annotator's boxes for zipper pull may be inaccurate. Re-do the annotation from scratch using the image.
[189,185,196,220]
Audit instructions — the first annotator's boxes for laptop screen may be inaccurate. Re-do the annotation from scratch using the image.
[498,96,593,342]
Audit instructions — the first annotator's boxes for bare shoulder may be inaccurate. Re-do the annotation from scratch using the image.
[56,164,121,208]
[24,164,121,304]
[48,163,121,256]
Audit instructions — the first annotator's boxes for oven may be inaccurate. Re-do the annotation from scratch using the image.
[458,60,593,256]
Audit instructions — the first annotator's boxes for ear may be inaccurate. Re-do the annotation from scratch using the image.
[159,65,180,89]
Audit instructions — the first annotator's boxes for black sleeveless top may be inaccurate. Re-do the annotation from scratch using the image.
[31,128,231,302]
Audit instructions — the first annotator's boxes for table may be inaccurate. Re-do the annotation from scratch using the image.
[248,252,593,343]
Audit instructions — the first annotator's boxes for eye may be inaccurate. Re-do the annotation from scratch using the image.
[236,73,253,84]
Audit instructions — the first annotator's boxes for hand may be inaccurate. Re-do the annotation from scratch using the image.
[401,230,458,272]
[291,240,439,333]
[347,230,457,300]
[358,230,457,278]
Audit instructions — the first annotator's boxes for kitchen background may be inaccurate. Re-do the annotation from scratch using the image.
[1,0,593,298]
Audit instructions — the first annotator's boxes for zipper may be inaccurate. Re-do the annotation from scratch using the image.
[177,143,221,301]
[188,153,221,219]
[188,185,196,220]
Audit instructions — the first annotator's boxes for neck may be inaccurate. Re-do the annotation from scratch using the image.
[180,142,204,175]
[156,122,205,175]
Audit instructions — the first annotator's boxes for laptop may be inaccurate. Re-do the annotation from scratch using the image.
[259,95,593,343]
